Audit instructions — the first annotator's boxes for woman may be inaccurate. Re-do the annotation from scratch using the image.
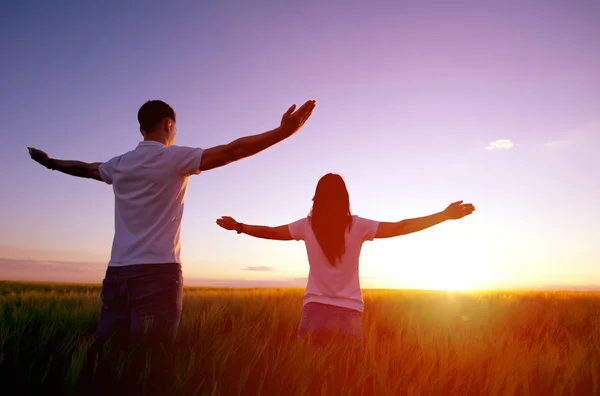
[216,173,475,352]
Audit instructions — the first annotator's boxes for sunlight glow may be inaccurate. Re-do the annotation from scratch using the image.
[363,227,492,291]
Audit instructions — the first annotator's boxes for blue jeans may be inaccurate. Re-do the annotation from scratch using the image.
[297,302,364,353]
[96,263,183,346]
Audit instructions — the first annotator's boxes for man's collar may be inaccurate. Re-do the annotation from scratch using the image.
[137,140,165,147]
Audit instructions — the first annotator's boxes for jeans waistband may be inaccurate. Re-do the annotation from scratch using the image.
[303,302,362,315]
[105,263,182,276]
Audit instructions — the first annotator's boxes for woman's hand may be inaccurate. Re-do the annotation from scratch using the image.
[216,216,239,231]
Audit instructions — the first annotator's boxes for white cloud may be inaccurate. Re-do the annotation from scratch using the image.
[485,139,514,150]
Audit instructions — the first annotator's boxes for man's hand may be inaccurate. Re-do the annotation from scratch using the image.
[443,201,476,220]
[198,99,317,171]
[27,147,104,181]
[216,216,239,231]
[28,147,53,169]
[279,100,316,136]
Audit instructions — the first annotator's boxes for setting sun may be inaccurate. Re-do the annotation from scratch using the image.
[418,269,484,291]
[371,260,488,291]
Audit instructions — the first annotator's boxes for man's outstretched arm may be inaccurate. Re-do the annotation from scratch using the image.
[28,147,103,181]
[375,200,476,239]
[198,100,316,171]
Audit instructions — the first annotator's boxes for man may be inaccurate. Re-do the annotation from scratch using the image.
[28,99,316,347]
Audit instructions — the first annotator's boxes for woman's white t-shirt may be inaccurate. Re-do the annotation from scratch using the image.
[288,215,380,312]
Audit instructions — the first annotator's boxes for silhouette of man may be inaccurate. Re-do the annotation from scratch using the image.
[27,99,316,347]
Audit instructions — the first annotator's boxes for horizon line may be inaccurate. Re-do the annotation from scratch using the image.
[3,277,600,293]
[2,257,600,292]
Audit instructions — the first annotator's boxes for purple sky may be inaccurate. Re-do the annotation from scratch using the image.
[1,1,599,289]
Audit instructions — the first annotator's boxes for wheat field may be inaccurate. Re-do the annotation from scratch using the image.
[1,281,599,395]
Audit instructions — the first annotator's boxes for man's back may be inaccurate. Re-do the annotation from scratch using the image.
[27,98,316,346]
[98,141,204,266]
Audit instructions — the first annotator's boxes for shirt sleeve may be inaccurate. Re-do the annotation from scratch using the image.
[98,155,121,185]
[168,145,204,176]
[288,218,308,241]
[355,216,380,242]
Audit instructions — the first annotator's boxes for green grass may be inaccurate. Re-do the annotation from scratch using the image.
[1,281,600,395]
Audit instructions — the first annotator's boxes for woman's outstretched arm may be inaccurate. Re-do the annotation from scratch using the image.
[375,200,475,239]
[216,216,293,241]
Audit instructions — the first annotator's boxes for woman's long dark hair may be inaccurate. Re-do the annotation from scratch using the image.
[309,173,352,266]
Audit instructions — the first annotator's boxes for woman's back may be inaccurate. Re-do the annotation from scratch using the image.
[288,215,379,312]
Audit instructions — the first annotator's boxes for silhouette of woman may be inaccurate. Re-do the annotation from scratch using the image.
[216,173,475,353]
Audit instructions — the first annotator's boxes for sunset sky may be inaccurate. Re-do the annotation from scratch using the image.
[1,1,599,290]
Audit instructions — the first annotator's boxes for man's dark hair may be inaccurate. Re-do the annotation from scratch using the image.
[137,100,176,132]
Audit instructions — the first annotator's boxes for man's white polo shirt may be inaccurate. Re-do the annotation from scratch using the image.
[98,141,204,267]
